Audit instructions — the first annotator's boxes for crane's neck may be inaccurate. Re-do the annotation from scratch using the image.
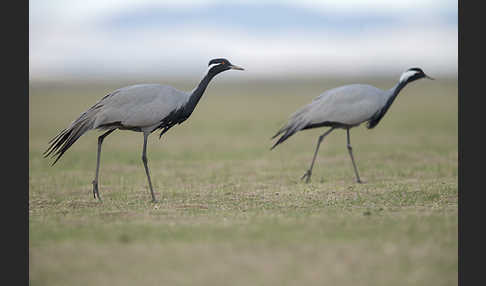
[387,80,408,102]
[367,80,408,129]
[184,71,218,114]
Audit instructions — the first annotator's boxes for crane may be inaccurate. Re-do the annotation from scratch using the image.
[44,58,244,202]
[271,67,433,183]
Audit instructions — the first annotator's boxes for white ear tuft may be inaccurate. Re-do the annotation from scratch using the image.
[207,63,220,72]
[399,70,418,83]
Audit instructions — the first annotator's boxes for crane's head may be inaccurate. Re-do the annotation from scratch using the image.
[399,67,434,84]
[208,58,244,74]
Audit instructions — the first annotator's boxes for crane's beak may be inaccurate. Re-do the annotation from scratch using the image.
[230,64,245,71]
[425,74,434,80]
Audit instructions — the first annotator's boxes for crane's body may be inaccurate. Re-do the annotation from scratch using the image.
[293,84,387,127]
[271,68,433,183]
[45,58,244,202]
[92,84,190,132]
[59,84,190,141]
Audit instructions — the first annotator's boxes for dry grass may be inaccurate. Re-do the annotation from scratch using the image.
[29,77,457,286]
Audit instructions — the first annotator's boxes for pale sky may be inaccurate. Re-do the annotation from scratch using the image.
[29,0,457,81]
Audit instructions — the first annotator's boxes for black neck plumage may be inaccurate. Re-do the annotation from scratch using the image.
[367,80,408,129]
[157,70,221,138]
[184,70,220,114]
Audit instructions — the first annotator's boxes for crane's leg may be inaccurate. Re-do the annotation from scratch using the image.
[346,128,363,183]
[142,132,158,203]
[92,129,116,201]
[301,128,334,183]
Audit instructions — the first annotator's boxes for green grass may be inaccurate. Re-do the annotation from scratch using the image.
[29,77,458,286]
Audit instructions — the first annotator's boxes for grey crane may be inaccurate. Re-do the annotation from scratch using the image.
[44,58,244,202]
[271,67,433,183]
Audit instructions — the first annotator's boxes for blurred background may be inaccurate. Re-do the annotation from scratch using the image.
[30,0,457,82]
[29,1,458,285]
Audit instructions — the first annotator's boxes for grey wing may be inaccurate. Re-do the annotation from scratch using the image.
[92,84,190,131]
[306,84,387,127]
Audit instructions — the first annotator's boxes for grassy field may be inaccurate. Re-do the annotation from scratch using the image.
[29,77,457,286]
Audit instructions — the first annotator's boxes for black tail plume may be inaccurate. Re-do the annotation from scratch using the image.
[44,121,92,165]
[270,127,298,150]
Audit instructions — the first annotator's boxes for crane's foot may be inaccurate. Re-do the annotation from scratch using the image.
[148,190,158,203]
[92,180,103,202]
[301,170,312,184]
[356,179,364,184]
